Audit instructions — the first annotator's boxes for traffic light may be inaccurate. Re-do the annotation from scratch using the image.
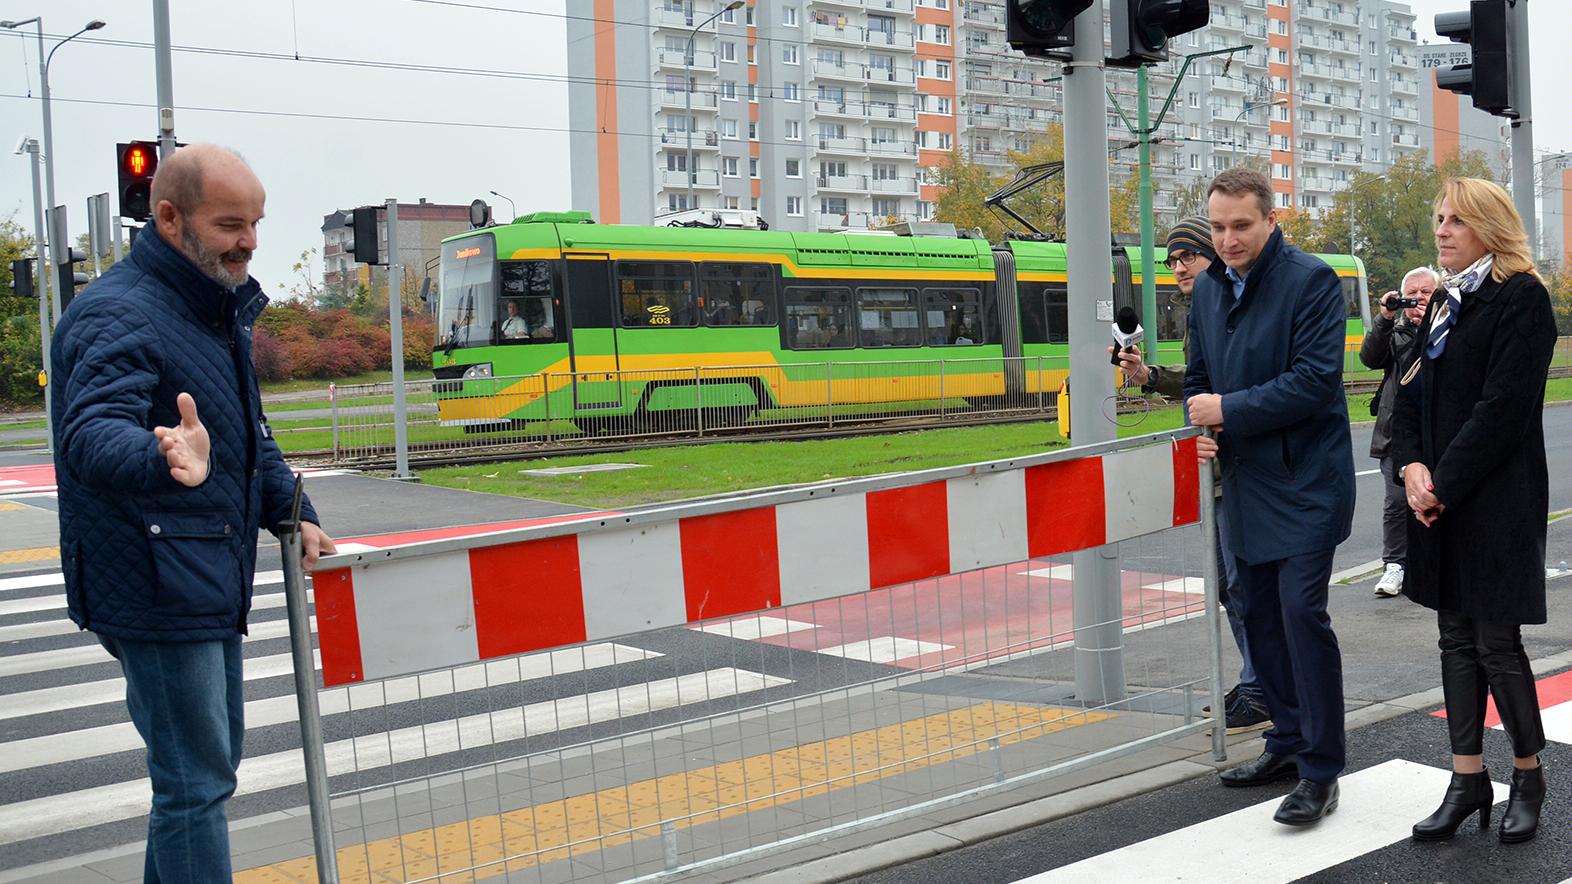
[1006,0,1093,59]
[56,248,88,311]
[116,141,158,222]
[1110,0,1211,67]
[342,206,382,266]
[9,259,34,300]
[1434,1,1517,118]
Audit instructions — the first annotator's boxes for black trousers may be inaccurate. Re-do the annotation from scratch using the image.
[1437,610,1546,758]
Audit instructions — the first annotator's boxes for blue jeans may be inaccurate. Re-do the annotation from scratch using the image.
[1215,506,1261,700]
[98,634,244,882]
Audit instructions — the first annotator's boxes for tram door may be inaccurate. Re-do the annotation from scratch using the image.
[562,253,625,410]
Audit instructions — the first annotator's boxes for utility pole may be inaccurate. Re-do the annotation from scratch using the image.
[1108,46,1249,366]
[386,199,412,480]
[152,0,177,161]
[24,139,52,445]
[1063,1,1124,706]
[1507,0,1534,244]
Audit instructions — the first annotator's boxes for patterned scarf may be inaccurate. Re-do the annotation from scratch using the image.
[1400,254,1492,385]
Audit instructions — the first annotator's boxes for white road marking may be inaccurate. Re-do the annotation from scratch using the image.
[0,570,285,615]
[0,615,314,678]
[0,643,659,775]
[1021,564,1075,581]
[815,637,952,664]
[1355,468,1382,477]
[1501,699,1572,745]
[0,667,789,846]
[1013,760,1508,884]
[696,615,820,640]
[1141,576,1207,595]
[0,572,68,593]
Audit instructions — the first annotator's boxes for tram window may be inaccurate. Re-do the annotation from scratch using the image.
[1016,282,1068,344]
[784,286,853,349]
[701,262,776,326]
[1340,276,1362,319]
[498,261,558,344]
[923,287,985,346]
[439,234,497,350]
[1154,283,1187,342]
[857,287,920,348]
[617,261,697,328]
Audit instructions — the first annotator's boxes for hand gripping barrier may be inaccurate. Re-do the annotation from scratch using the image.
[280,427,1223,883]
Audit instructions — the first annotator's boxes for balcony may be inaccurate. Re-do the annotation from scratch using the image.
[812,22,865,47]
[866,0,915,13]
[1392,54,1415,68]
[1388,27,1417,43]
[1328,151,1362,166]
[1392,132,1420,149]
[1209,74,1245,93]
[658,89,719,111]
[1210,11,1246,31]
[817,174,869,192]
[814,134,866,155]
[814,210,872,230]
[965,76,1009,98]
[812,98,864,120]
[870,176,919,195]
[658,48,717,72]
[963,4,1005,26]
[1390,77,1418,95]
[651,5,697,30]
[812,59,866,82]
[863,102,917,123]
[865,29,914,49]
[868,139,918,158]
[659,169,721,189]
[865,66,916,87]
[967,110,1007,129]
[1005,79,1058,101]
[1299,175,1337,192]
[1301,5,1357,27]
[658,128,720,149]
[810,0,863,10]
[1391,106,1419,123]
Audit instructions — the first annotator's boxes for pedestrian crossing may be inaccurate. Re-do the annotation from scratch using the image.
[0,547,801,867]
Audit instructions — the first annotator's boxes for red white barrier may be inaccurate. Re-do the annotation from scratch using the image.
[312,431,1201,687]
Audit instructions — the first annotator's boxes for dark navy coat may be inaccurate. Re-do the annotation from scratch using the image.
[1183,227,1355,565]
[50,228,319,642]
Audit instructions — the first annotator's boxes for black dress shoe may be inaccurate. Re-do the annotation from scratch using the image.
[1219,751,1299,788]
[1500,764,1545,844]
[1274,778,1339,827]
[1413,770,1494,841]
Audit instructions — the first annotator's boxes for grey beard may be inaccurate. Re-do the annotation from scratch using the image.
[181,225,251,289]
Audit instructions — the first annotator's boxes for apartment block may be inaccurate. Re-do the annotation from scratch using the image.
[567,0,1433,233]
[321,201,472,295]
[1415,44,1512,180]
[1540,153,1572,272]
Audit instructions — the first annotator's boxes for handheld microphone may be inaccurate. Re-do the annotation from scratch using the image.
[1110,306,1143,366]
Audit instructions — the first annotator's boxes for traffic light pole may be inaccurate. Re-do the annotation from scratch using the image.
[1508,0,1534,246]
[25,139,52,444]
[386,199,412,480]
[1136,66,1155,366]
[152,0,177,161]
[1063,0,1125,706]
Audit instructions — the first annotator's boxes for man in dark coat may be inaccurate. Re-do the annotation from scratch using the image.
[50,144,336,880]
[1183,168,1355,827]
[1358,268,1437,597]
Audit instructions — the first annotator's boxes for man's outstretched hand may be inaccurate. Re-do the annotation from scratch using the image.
[154,393,210,487]
[301,522,337,572]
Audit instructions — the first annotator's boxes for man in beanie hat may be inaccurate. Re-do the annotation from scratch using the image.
[1110,216,1271,736]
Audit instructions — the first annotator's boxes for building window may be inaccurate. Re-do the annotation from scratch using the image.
[749,121,758,140]
[936,96,951,114]
[724,196,740,209]
[749,158,759,178]
[722,157,739,177]
[1274,163,1291,180]
[720,81,737,101]
[786,158,801,178]
[786,196,803,216]
[720,4,735,23]
[747,82,756,102]
[747,44,755,65]
[783,44,799,64]
[782,6,797,26]
[719,41,736,63]
[785,120,801,140]
[934,24,950,45]
[935,60,951,80]
[918,200,934,220]
[1187,91,1198,108]
[722,119,738,139]
[938,132,952,150]
[783,81,800,101]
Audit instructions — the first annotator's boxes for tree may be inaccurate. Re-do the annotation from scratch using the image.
[930,123,1142,241]
[1546,269,1572,335]
[275,247,322,307]
[0,216,43,408]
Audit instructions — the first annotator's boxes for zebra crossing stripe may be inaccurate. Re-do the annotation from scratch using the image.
[1011,760,1508,883]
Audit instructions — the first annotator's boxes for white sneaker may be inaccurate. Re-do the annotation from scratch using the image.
[1374,563,1404,597]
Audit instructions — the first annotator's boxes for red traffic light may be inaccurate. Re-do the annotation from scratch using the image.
[121,143,156,178]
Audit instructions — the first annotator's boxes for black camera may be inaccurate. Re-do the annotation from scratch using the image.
[1388,296,1420,309]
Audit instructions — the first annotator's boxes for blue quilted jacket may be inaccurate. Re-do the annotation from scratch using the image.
[50,228,319,642]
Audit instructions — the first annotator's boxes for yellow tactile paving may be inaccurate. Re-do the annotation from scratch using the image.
[0,545,58,564]
[237,701,1113,883]
[0,501,28,512]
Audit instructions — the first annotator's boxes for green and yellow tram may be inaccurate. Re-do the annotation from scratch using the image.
[432,211,1368,430]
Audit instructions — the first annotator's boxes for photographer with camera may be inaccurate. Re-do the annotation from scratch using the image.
[1360,267,1440,597]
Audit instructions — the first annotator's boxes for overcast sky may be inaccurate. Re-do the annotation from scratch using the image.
[1,1,1566,294]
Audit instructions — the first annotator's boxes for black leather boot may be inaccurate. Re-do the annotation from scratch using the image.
[1499,764,1545,844]
[1412,770,1494,841]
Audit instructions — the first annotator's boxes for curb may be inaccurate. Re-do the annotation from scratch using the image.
[741,649,1572,883]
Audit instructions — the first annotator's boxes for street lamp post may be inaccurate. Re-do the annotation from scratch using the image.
[1229,97,1288,170]
[685,1,743,211]
[2,16,107,326]
[488,190,517,221]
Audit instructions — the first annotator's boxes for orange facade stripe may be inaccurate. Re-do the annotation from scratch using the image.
[593,0,619,224]
[1562,169,1572,267]
[1431,82,1461,165]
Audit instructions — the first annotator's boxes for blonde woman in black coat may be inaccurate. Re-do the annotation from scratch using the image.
[1391,177,1555,844]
